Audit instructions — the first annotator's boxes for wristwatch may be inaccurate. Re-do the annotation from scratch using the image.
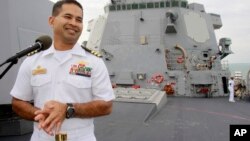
[66,103,75,119]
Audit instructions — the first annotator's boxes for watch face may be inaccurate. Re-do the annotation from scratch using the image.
[66,104,75,118]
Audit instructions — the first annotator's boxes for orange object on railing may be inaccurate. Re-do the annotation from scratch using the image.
[151,74,164,84]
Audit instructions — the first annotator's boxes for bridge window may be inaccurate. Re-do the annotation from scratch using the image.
[132,3,138,9]
[155,2,159,8]
[147,2,154,8]
[166,1,170,7]
[109,1,188,12]
[160,2,165,8]
[117,5,121,11]
[122,4,126,10]
[172,1,179,7]
[109,5,116,11]
[139,3,146,9]
[127,4,131,10]
[181,1,187,8]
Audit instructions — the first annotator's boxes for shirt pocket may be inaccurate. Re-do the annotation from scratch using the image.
[31,74,51,87]
[65,75,92,88]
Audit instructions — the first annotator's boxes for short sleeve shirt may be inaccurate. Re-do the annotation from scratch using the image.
[228,79,234,90]
[10,43,115,140]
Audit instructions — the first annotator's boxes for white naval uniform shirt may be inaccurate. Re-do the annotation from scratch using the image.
[10,43,115,141]
[228,79,234,91]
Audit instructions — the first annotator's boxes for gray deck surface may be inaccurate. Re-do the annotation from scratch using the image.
[1,97,250,141]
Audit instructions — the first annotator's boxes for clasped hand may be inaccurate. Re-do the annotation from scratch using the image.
[34,100,67,136]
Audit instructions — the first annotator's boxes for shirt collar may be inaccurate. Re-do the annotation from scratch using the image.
[42,42,86,57]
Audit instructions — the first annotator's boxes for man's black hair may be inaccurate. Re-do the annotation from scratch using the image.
[52,0,83,16]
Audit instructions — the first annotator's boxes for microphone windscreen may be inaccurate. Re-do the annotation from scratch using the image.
[35,35,52,50]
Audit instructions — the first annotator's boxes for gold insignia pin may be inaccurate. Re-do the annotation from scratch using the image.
[32,65,47,75]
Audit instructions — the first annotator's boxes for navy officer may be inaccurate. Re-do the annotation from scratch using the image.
[10,0,115,141]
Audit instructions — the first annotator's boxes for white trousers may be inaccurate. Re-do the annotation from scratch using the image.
[229,88,234,101]
[30,126,96,141]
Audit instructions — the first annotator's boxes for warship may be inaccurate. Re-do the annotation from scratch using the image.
[1,0,250,141]
[86,0,232,97]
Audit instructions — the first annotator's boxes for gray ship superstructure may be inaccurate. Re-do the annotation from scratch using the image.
[86,0,232,97]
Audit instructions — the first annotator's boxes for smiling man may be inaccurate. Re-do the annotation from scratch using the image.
[10,0,115,141]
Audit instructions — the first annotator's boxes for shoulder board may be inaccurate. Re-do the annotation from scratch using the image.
[81,45,102,58]
[27,49,39,57]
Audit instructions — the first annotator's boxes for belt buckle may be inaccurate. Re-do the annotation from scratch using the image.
[55,133,67,141]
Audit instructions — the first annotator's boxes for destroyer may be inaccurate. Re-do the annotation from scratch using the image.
[86,0,232,97]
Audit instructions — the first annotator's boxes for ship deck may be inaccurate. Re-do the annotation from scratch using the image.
[1,97,250,141]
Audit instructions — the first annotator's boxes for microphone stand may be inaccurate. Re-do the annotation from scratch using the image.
[0,59,18,79]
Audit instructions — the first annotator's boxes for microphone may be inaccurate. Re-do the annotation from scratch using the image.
[3,35,52,64]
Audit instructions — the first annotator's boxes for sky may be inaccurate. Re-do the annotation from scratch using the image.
[50,0,250,63]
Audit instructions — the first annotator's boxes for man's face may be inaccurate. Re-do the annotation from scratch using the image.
[49,4,83,44]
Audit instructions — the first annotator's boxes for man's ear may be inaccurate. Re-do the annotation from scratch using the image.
[48,16,54,28]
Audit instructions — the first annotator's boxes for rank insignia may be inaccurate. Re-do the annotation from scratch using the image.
[32,65,47,75]
[69,61,92,77]
[81,46,102,58]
